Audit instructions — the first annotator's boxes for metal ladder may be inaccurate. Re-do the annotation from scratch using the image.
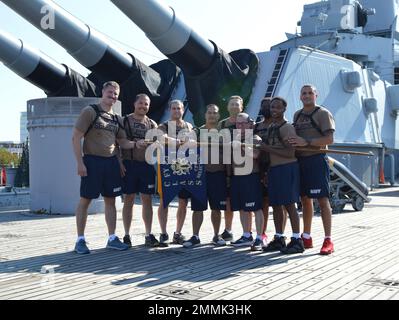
[264,49,289,98]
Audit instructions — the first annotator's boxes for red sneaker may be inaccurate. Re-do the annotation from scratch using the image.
[320,238,334,255]
[301,234,313,249]
[261,233,268,246]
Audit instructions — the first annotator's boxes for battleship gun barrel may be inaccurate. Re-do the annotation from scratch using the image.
[0,29,82,95]
[1,0,140,83]
[110,0,215,76]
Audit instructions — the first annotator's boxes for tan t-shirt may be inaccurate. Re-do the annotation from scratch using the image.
[232,135,262,176]
[121,115,157,162]
[74,105,126,157]
[293,106,335,157]
[194,125,226,173]
[266,121,297,167]
[158,120,193,139]
[255,121,272,172]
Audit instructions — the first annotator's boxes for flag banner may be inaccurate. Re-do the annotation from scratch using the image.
[157,146,206,208]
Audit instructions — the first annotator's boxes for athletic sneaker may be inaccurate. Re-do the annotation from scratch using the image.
[231,235,253,247]
[183,236,201,248]
[251,238,263,251]
[159,233,169,247]
[172,232,186,245]
[212,235,226,246]
[74,239,90,254]
[221,229,234,241]
[145,234,160,247]
[262,235,286,252]
[123,235,132,248]
[301,234,313,249]
[320,238,334,255]
[281,237,305,254]
[106,237,129,251]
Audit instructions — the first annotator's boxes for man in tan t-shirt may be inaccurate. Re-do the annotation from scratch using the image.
[157,99,195,246]
[260,97,304,254]
[288,84,335,255]
[72,81,136,254]
[119,94,159,248]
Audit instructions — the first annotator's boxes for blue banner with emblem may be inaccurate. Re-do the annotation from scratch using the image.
[157,146,206,208]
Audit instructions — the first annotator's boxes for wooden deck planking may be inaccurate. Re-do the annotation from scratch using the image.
[1,188,399,300]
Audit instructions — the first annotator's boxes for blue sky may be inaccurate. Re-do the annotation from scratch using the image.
[0,0,315,141]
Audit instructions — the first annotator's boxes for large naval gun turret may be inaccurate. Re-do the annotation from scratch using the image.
[110,0,260,125]
[1,0,180,121]
[0,29,98,97]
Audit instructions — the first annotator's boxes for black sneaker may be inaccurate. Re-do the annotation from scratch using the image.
[251,238,263,251]
[212,235,226,246]
[231,235,254,247]
[221,229,233,241]
[183,236,201,248]
[145,234,160,247]
[159,233,169,247]
[123,235,132,248]
[262,235,286,252]
[281,237,305,254]
[172,232,186,245]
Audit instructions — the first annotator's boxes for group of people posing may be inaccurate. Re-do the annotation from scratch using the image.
[72,81,336,256]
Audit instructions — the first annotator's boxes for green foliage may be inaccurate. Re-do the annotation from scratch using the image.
[14,138,29,188]
[0,148,20,167]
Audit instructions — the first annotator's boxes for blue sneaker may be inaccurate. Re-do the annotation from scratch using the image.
[251,238,263,251]
[183,236,201,248]
[231,235,254,247]
[74,239,90,254]
[106,236,129,251]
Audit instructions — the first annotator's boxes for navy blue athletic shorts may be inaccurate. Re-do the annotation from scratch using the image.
[122,160,156,195]
[298,154,330,198]
[191,171,227,211]
[80,155,122,199]
[230,173,263,212]
[268,162,300,206]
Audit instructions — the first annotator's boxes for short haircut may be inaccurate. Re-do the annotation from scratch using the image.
[135,93,150,103]
[228,95,244,105]
[271,96,288,108]
[236,112,254,123]
[103,81,120,91]
[301,84,317,93]
[169,99,184,108]
[206,104,219,112]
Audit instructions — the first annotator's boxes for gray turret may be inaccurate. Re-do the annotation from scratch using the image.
[110,0,259,124]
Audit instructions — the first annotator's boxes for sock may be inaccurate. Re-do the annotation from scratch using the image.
[292,233,301,239]
[302,233,311,239]
[193,235,199,240]
[225,229,232,233]
[256,235,262,240]
[243,232,251,238]
[275,233,284,238]
[325,236,332,240]
[77,236,85,243]
[109,234,117,241]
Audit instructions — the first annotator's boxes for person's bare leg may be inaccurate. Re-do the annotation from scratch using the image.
[122,194,135,236]
[301,196,314,235]
[224,198,233,231]
[262,197,270,235]
[272,206,285,235]
[104,197,117,236]
[141,194,153,235]
[157,202,168,235]
[254,209,264,237]
[282,207,288,234]
[318,197,332,237]
[285,203,300,234]
[76,197,91,237]
[192,211,204,236]
[240,211,251,234]
[176,198,188,234]
[211,210,221,236]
